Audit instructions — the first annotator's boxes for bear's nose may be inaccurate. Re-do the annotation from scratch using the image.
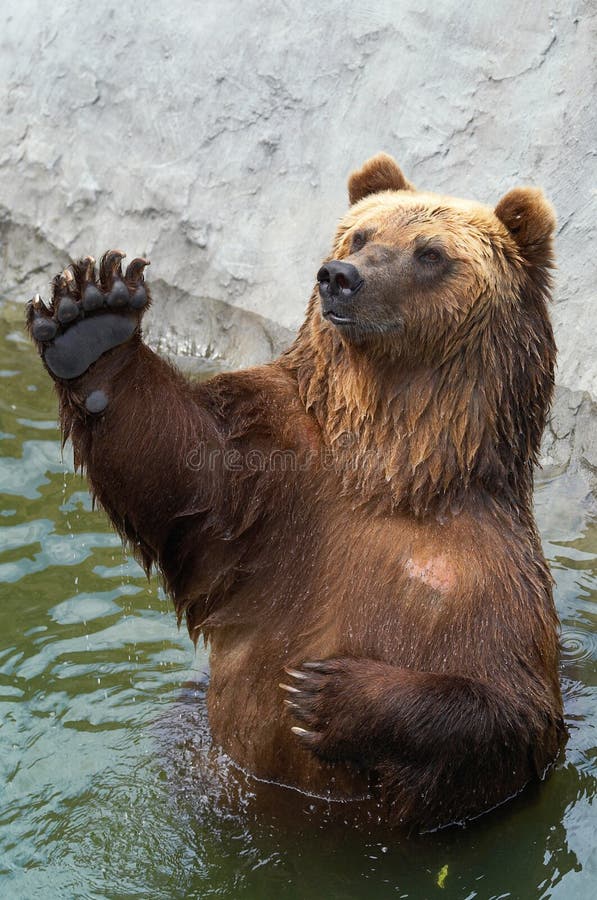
[317,260,363,299]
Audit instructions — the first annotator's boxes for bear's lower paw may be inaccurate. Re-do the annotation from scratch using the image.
[280,658,374,765]
[27,250,150,380]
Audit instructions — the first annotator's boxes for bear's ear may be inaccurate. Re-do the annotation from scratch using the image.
[348,153,415,205]
[494,187,556,267]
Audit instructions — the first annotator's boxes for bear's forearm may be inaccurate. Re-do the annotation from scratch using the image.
[371,667,534,760]
[370,665,560,826]
[285,657,561,825]
[359,665,549,768]
[56,339,223,565]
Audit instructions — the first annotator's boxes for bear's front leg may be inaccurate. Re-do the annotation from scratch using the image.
[281,658,561,828]
[26,252,225,574]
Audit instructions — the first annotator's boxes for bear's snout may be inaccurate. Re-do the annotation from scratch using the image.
[317,260,363,308]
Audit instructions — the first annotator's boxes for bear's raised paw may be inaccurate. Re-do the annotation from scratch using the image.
[27,250,150,380]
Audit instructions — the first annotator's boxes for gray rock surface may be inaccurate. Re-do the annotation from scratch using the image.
[1,0,595,479]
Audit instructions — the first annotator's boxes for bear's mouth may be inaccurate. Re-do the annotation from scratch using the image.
[323,310,356,326]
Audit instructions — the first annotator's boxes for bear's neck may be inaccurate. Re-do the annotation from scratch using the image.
[283,305,548,519]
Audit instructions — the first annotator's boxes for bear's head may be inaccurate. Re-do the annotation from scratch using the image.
[317,152,556,366]
[286,153,557,516]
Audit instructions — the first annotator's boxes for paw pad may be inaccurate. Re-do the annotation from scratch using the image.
[56,295,80,324]
[27,250,151,380]
[82,284,104,312]
[107,279,130,308]
[31,313,58,342]
[85,390,109,414]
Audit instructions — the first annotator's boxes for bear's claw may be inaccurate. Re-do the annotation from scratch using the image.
[99,249,126,287]
[27,250,151,381]
[281,659,358,759]
[125,257,151,282]
[290,725,320,746]
[280,664,330,736]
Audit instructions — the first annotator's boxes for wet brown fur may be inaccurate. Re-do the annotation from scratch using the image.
[29,153,564,829]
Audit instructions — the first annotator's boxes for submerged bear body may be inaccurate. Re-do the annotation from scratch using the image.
[27,154,564,829]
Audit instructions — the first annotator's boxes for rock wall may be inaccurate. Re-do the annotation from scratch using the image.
[1,0,595,476]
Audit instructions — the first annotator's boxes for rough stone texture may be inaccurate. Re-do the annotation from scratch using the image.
[0,1,595,479]
[541,386,597,498]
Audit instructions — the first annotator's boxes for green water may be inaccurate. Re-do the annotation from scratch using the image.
[0,301,596,900]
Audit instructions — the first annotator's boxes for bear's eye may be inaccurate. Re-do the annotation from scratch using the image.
[351,230,368,252]
[417,247,444,264]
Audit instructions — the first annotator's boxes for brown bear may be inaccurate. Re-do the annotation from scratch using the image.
[27,153,565,830]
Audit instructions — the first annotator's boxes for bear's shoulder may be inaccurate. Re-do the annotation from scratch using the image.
[199,363,322,454]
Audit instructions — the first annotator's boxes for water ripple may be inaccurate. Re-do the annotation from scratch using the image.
[561,627,597,664]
